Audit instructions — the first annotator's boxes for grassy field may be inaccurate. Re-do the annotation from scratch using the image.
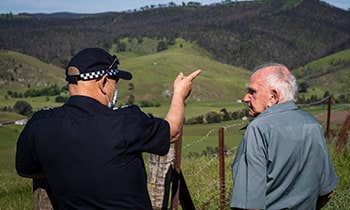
[0,125,32,209]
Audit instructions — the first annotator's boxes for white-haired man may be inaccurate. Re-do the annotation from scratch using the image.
[230,63,337,210]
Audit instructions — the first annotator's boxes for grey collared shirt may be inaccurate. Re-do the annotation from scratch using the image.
[231,101,338,210]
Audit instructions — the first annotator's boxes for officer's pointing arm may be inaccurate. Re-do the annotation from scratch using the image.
[165,69,201,142]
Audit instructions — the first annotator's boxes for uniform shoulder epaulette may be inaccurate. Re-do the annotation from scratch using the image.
[42,107,54,111]
[30,106,63,121]
[113,104,137,111]
[29,108,53,122]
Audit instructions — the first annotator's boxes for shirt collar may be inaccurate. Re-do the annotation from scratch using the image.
[65,95,111,115]
[255,101,298,120]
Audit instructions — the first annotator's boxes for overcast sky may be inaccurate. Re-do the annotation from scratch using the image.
[0,0,349,14]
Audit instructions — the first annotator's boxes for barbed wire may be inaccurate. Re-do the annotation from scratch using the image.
[182,122,246,150]
[186,154,219,177]
[192,178,220,195]
[226,146,237,156]
[298,92,350,107]
[191,177,235,210]
[182,128,219,150]
[193,179,234,210]
[299,96,330,106]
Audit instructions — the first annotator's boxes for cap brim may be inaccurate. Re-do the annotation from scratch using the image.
[115,69,132,80]
[117,69,132,80]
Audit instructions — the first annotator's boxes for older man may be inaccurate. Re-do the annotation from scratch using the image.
[16,48,201,209]
[230,63,337,210]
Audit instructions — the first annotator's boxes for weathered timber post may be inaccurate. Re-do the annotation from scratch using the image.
[33,179,54,210]
[325,96,332,140]
[336,113,350,154]
[218,127,226,210]
[149,147,175,209]
[171,130,182,210]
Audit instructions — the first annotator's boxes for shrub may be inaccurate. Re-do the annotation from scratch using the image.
[139,100,161,107]
[156,40,168,52]
[186,115,205,125]
[205,111,222,124]
[55,96,69,103]
[13,100,32,116]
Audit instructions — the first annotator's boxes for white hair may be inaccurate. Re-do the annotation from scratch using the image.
[254,63,298,102]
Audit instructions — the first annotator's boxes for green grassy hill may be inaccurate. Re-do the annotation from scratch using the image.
[113,38,251,104]
[294,49,350,98]
[0,50,66,94]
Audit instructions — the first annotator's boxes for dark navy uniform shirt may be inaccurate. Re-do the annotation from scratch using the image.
[16,96,170,209]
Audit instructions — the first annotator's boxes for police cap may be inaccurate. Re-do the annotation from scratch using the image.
[65,48,132,83]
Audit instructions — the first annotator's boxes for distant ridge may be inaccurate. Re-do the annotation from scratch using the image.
[31,12,118,19]
[0,0,349,70]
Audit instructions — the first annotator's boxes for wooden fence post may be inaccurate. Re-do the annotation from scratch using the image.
[171,129,195,210]
[218,127,226,210]
[149,147,175,209]
[325,96,332,140]
[33,179,54,210]
[336,113,350,154]
[171,130,182,210]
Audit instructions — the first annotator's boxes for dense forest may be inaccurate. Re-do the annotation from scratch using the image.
[0,0,349,69]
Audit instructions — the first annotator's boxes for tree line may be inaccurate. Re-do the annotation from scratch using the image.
[7,85,64,98]
[0,0,349,69]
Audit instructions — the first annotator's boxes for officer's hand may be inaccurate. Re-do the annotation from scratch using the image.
[173,69,201,100]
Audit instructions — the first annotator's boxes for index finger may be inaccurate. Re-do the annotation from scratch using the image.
[187,69,202,81]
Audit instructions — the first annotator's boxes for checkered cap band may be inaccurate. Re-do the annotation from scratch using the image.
[79,69,120,80]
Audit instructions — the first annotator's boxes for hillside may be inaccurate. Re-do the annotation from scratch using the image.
[0,0,348,70]
[0,39,251,104]
[294,49,350,98]
[110,38,251,103]
[0,50,66,92]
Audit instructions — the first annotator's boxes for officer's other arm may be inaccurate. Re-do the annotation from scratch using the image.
[16,123,46,179]
[316,191,333,210]
[166,69,201,142]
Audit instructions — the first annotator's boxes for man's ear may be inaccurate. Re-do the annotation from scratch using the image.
[269,89,280,105]
[98,75,108,95]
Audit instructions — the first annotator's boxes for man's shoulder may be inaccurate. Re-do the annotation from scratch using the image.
[30,106,65,122]
[249,107,319,131]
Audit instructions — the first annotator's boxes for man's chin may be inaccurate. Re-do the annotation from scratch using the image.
[248,110,259,117]
[248,110,255,117]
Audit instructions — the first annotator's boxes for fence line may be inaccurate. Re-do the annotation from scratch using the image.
[182,128,218,150]
[182,122,246,150]
[186,154,218,177]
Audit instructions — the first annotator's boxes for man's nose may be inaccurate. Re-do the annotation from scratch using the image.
[243,94,250,103]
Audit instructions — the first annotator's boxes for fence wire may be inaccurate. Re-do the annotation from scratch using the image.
[179,122,244,209]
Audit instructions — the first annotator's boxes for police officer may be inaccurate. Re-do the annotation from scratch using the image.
[16,48,201,209]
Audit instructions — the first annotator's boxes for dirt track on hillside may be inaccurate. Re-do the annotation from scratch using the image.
[316,111,350,125]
